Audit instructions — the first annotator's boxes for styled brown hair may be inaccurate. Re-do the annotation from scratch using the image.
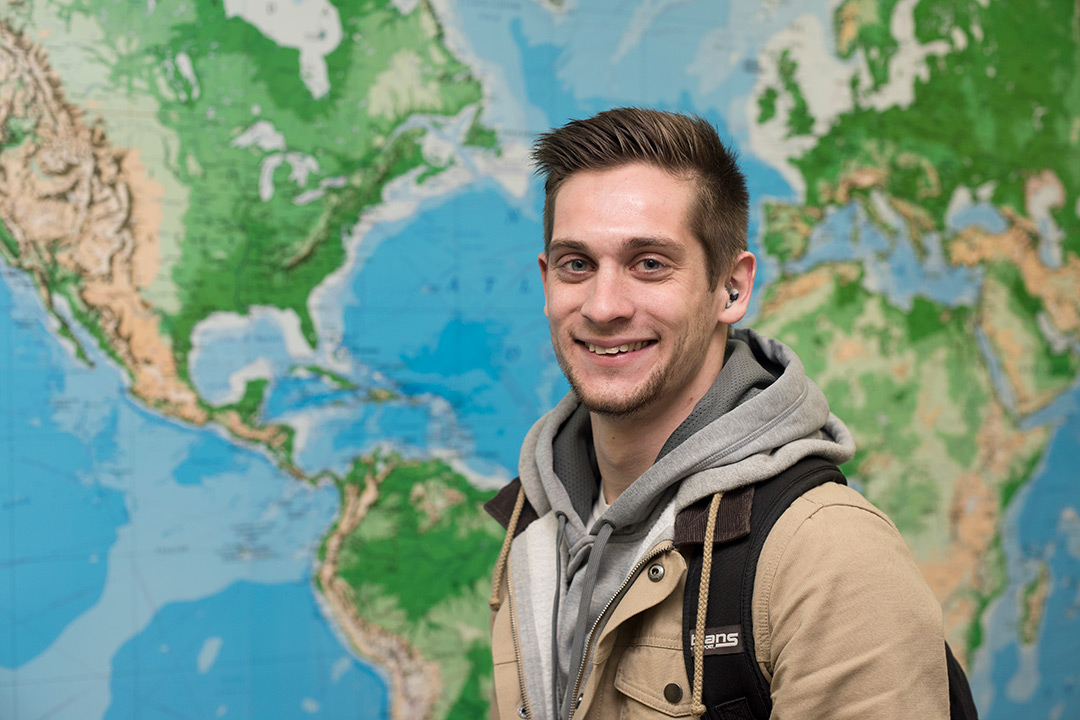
[532,107,749,287]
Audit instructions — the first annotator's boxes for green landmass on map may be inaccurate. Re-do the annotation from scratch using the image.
[986,263,1078,388]
[754,261,1049,660]
[794,0,1079,248]
[1,4,501,706]
[833,0,902,90]
[1018,562,1050,645]
[37,0,493,385]
[294,364,361,390]
[761,201,822,261]
[753,0,1078,661]
[214,379,270,425]
[758,265,976,525]
[777,49,815,137]
[328,455,501,719]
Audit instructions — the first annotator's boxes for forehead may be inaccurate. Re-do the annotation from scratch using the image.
[551,163,696,240]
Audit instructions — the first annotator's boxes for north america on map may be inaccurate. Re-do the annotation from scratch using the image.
[1,0,1077,718]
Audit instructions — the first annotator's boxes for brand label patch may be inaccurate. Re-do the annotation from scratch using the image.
[689,625,742,656]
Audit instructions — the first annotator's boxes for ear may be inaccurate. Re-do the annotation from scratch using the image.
[538,252,550,318]
[717,251,756,325]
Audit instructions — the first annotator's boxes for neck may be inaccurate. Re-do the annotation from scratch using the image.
[590,414,668,503]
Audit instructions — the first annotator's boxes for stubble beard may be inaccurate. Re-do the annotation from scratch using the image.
[552,326,708,419]
[559,352,671,417]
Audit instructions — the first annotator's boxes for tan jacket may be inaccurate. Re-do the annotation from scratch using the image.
[489,482,949,719]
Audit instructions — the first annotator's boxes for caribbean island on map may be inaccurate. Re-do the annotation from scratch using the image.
[0,0,1077,718]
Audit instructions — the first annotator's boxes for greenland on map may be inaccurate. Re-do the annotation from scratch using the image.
[0,0,1078,718]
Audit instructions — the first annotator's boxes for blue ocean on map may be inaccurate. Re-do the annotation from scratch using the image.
[975,385,1080,718]
[336,183,558,474]
[949,203,1009,235]
[185,3,801,483]
[0,268,129,666]
[318,16,798,479]
[105,581,387,720]
[0,267,385,718]
[786,203,984,312]
[188,312,311,406]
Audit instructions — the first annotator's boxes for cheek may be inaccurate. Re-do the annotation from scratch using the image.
[655,297,713,337]
[544,289,580,320]
[634,293,682,324]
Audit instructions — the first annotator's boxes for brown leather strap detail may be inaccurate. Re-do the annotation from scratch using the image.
[674,485,754,547]
[484,477,539,538]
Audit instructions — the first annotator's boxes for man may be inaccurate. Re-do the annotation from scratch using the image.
[485,108,949,719]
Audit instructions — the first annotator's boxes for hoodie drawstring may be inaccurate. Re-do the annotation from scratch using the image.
[561,520,615,719]
[552,512,569,719]
[691,492,723,718]
[489,487,526,612]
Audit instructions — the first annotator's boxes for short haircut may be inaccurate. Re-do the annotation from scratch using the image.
[532,107,749,287]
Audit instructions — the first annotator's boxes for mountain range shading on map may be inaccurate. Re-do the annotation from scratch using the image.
[1,0,1078,718]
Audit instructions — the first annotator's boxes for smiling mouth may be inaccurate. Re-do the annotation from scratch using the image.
[584,340,654,355]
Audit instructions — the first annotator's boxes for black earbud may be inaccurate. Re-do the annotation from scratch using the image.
[725,288,739,309]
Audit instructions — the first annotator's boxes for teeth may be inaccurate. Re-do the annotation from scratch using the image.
[587,341,647,355]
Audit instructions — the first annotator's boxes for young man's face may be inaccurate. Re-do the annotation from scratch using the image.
[539,162,733,420]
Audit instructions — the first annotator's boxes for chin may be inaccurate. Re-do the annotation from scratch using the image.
[571,378,663,418]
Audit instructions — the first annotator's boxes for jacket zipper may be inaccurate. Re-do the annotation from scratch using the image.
[566,540,674,720]
[507,570,533,720]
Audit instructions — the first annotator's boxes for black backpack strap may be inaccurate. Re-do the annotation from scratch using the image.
[676,457,847,720]
[946,642,979,719]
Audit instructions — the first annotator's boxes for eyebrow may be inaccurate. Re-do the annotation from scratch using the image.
[625,236,681,251]
[548,236,682,255]
[547,239,590,255]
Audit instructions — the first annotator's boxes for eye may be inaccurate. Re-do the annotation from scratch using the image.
[552,256,592,280]
[635,256,669,275]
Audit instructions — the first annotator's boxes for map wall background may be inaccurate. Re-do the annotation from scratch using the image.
[1,0,1078,718]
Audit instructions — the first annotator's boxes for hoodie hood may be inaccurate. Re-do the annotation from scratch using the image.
[519,328,854,536]
[508,328,855,719]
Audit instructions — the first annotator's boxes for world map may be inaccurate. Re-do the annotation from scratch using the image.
[1,0,1078,718]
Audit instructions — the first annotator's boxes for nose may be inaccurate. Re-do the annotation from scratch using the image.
[580,267,634,324]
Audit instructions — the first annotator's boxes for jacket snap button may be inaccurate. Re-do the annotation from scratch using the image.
[516,704,528,718]
[664,683,683,703]
[647,563,665,581]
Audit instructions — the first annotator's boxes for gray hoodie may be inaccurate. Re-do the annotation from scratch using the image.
[508,328,855,720]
